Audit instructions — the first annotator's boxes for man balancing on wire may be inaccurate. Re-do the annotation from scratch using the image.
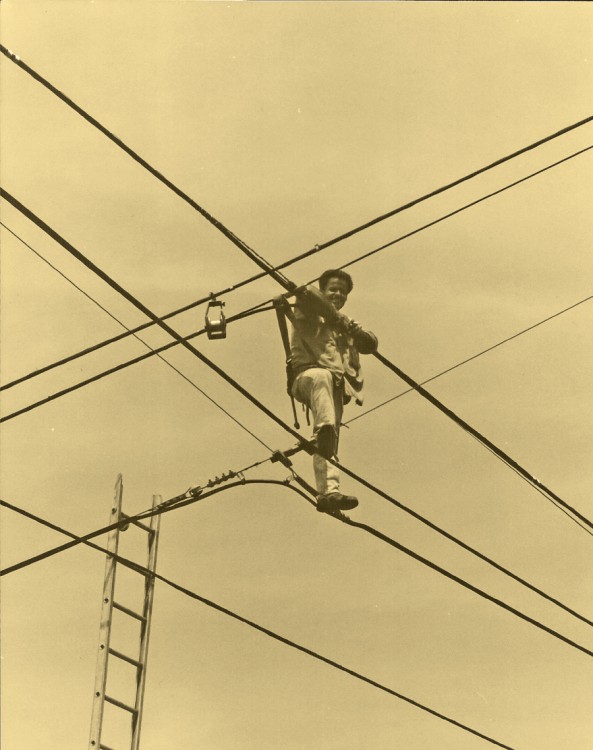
[288,269,378,514]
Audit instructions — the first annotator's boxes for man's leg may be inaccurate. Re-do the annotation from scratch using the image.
[292,370,356,511]
[292,369,340,495]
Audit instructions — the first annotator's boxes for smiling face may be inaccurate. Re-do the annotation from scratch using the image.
[321,276,349,311]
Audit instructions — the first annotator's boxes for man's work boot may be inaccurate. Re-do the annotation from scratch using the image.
[317,492,359,513]
[315,424,336,460]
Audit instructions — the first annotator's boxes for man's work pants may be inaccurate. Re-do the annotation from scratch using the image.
[292,368,343,496]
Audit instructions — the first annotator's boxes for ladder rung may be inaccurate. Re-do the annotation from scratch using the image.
[121,513,154,534]
[100,745,117,750]
[112,601,146,621]
[104,694,138,714]
[109,647,143,669]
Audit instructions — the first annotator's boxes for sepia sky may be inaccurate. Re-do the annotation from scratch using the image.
[1,2,592,749]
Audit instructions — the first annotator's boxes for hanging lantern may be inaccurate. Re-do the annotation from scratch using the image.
[205,296,226,340]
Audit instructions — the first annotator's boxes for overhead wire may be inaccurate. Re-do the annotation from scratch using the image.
[2,41,591,304]
[0,187,307,450]
[0,45,295,294]
[368,352,593,532]
[0,220,269,392]
[4,469,593,659]
[346,294,593,425]
[333,510,593,659]
[3,41,590,746]
[2,41,592,399]
[3,144,590,419]
[0,223,272,450]
[0,496,515,750]
[4,186,592,545]
[2,38,592,624]
[4,439,593,632]
[2,136,591,394]
[279,459,593,627]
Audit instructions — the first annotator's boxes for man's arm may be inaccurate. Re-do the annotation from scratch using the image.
[293,285,378,352]
[345,319,378,354]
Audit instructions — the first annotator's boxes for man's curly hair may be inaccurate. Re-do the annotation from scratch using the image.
[318,269,354,294]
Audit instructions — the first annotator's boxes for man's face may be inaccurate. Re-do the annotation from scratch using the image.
[322,277,349,311]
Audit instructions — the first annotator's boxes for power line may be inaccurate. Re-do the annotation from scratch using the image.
[4,465,593,660]
[281,460,593,626]
[346,294,593,425]
[335,512,593,658]
[5,140,590,396]
[0,45,295,293]
[5,442,593,642]
[3,41,592,404]
[0,222,263,391]
[4,145,589,418]
[283,472,593,658]
[3,188,590,551]
[335,145,593,278]
[0,189,310,461]
[3,40,591,307]
[0,496,515,749]
[367,352,593,533]
[0,223,272,450]
[4,425,592,627]
[340,467,593,625]
[0,303,273,425]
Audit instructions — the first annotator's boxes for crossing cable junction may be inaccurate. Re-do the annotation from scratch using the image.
[3,186,592,541]
[3,38,592,750]
[4,215,593,625]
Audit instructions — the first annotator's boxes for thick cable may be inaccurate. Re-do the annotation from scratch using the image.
[5,474,593,659]
[3,189,589,546]
[0,497,514,749]
[0,45,295,293]
[3,145,589,417]
[346,294,593,425]
[0,221,268,391]
[3,41,591,302]
[0,186,309,452]
[331,145,593,280]
[2,133,585,394]
[0,304,273,425]
[0,224,272,450]
[4,183,591,564]
[368,352,593,532]
[334,513,593,658]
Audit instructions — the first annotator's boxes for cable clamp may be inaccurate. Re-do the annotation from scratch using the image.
[270,450,293,468]
[186,485,204,499]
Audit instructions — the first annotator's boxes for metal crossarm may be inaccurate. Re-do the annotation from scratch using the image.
[89,477,161,750]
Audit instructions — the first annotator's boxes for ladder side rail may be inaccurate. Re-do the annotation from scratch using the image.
[89,475,124,750]
[131,494,162,750]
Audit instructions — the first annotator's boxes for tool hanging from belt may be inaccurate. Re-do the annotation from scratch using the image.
[273,296,301,429]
